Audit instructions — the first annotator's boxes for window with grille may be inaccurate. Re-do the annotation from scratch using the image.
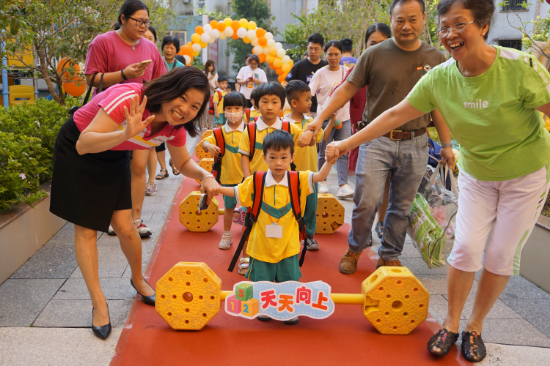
[502,0,527,11]
[499,39,522,51]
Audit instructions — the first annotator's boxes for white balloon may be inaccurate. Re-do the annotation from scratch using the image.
[211,29,220,39]
[275,42,283,49]
[253,45,263,55]
[282,55,291,63]
[251,38,259,46]
[262,47,269,55]
[224,27,234,37]
[183,55,191,64]
[265,32,273,40]
[236,27,247,38]
[267,39,275,47]
[246,29,257,40]
[276,49,286,58]
[192,43,201,53]
[219,32,227,40]
[203,24,212,33]
[200,33,210,43]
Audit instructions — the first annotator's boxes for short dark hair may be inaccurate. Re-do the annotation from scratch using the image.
[284,80,310,104]
[147,25,157,42]
[175,55,186,65]
[218,76,228,83]
[253,82,286,107]
[250,87,258,103]
[263,129,294,156]
[161,36,180,54]
[115,0,149,29]
[365,23,392,45]
[437,0,494,41]
[223,91,245,109]
[324,40,343,54]
[390,0,425,16]
[247,54,260,65]
[307,33,325,48]
[143,67,210,137]
[340,38,353,53]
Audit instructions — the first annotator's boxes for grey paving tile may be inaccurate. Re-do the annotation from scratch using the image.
[69,261,128,279]
[9,245,78,279]
[46,223,102,246]
[96,246,127,262]
[460,298,522,320]
[501,298,550,338]
[405,257,449,275]
[415,275,449,295]
[428,294,449,325]
[0,279,65,327]
[96,234,121,246]
[459,318,550,347]
[53,278,136,301]
[500,276,550,301]
[401,243,423,258]
[33,299,134,328]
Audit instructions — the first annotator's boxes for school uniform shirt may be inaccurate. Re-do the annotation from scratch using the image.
[212,88,227,114]
[73,83,186,150]
[238,117,302,173]
[248,107,261,122]
[283,114,323,172]
[286,58,328,113]
[309,65,351,122]
[234,170,314,263]
[203,122,245,185]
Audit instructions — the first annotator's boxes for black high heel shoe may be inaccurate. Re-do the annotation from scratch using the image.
[92,305,111,340]
[130,279,156,306]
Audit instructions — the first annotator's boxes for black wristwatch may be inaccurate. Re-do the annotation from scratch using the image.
[121,69,128,80]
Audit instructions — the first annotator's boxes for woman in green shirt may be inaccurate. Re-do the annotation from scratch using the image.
[162,36,185,71]
[324,0,550,362]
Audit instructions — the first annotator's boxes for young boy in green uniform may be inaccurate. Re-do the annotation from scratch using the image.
[212,76,229,125]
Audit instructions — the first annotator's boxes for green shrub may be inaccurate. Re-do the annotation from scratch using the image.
[0,131,50,213]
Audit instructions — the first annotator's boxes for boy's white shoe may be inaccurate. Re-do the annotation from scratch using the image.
[219,232,232,250]
[319,181,329,194]
[337,184,354,199]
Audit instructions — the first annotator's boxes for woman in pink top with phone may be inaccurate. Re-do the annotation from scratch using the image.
[85,0,166,240]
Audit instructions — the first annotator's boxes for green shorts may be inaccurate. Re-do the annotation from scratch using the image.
[245,254,302,282]
[214,113,226,125]
[222,183,238,209]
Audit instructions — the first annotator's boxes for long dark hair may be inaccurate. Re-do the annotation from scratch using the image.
[113,0,149,30]
[204,60,216,74]
[365,23,392,45]
[143,67,210,137]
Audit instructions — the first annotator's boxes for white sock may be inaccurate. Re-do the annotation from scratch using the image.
[224,231,231,235]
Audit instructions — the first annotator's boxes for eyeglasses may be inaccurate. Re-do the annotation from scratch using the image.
[128,16,152,28]
[438,20,474,37]
[307,46,322,52]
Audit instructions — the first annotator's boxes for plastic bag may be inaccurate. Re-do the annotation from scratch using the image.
[408,163,458,268]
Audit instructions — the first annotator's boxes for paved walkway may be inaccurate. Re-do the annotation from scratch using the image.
[0,133,549,365]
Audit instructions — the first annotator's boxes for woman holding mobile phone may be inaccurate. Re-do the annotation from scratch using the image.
[236,55,267,108]
[85,0,166,239]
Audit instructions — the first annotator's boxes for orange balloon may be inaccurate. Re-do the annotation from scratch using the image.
[256,28,266,38]
[278,74,286,82]
[63,78,86,97]
[258,54,266,63]
[232,33,239,39]
[195,26,204,35]
[57,57,80,81]
[182,45,193,56]
[210,20,218,28]
[276,68,283,75]
[270,63,276,70]
[217,22,226,32]
[258,37,267,46]
[243,37,251,44]
[266,55,274,64]
[231,20,240,31]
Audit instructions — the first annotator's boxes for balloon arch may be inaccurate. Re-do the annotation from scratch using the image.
[178,18,294,82]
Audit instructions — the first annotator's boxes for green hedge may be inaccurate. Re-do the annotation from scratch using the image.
[0,97,80,213]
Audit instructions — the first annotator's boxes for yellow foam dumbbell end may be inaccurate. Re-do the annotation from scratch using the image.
[156,262,222,330]
[315,194,345,234]
[179,191,221,232]
[195,158,214,185]
[201,129,213,139]
[361,266,429,335]
[195,141,213,160]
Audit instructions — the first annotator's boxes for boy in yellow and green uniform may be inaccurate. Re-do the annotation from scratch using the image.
[213,77,228,126]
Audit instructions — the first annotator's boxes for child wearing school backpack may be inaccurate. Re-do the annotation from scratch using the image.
[212,76,228,126]
[219,130,334,325]
[202,92,246,250]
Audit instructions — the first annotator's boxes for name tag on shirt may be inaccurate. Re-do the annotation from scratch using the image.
[266,223,283,238]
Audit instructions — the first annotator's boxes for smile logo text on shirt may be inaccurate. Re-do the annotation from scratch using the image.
[464,99,489,109]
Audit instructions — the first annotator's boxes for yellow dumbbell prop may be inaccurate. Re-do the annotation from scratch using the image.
[195,159,214,185]
[195,141,212,161]
[179,192,224,232]
[156,263,429,334]
[201,129,213,139]
[316,193,345,234]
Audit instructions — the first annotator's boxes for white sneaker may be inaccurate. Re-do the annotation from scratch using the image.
[318,181,329,194]
[337,184,354,199]
[107,225,116,236]
[219,232,232,249]
[134,220,152,238]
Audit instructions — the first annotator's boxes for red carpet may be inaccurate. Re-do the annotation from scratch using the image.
[111,176,471,366]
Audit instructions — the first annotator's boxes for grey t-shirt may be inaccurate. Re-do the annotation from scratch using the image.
[347,39,446,131]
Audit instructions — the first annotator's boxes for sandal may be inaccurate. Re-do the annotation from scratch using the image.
[169,158,181,176]
[155,169,169,180]
[427,328,459,356]
[238,257,249,276]
[376,222,384,239]
[461,331,486,363]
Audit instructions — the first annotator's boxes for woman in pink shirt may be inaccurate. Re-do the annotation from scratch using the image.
[50,67,219,340]
[85,0,166,239]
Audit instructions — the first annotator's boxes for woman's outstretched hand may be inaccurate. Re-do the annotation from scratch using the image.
[326,140,350,163]
[298,118,323,147]
[201,177,220,204]
[123,95,155,139]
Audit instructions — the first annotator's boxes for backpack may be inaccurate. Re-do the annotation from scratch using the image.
[245,108,251,122]
[208,90,223,115]
[211,127,225,184]
[228,171,308,272]
[247,120,295,171]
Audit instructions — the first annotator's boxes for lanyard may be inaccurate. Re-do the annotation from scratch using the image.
[263,185,289,225]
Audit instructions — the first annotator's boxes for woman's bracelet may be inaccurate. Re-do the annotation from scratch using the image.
[202,174,215,182]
